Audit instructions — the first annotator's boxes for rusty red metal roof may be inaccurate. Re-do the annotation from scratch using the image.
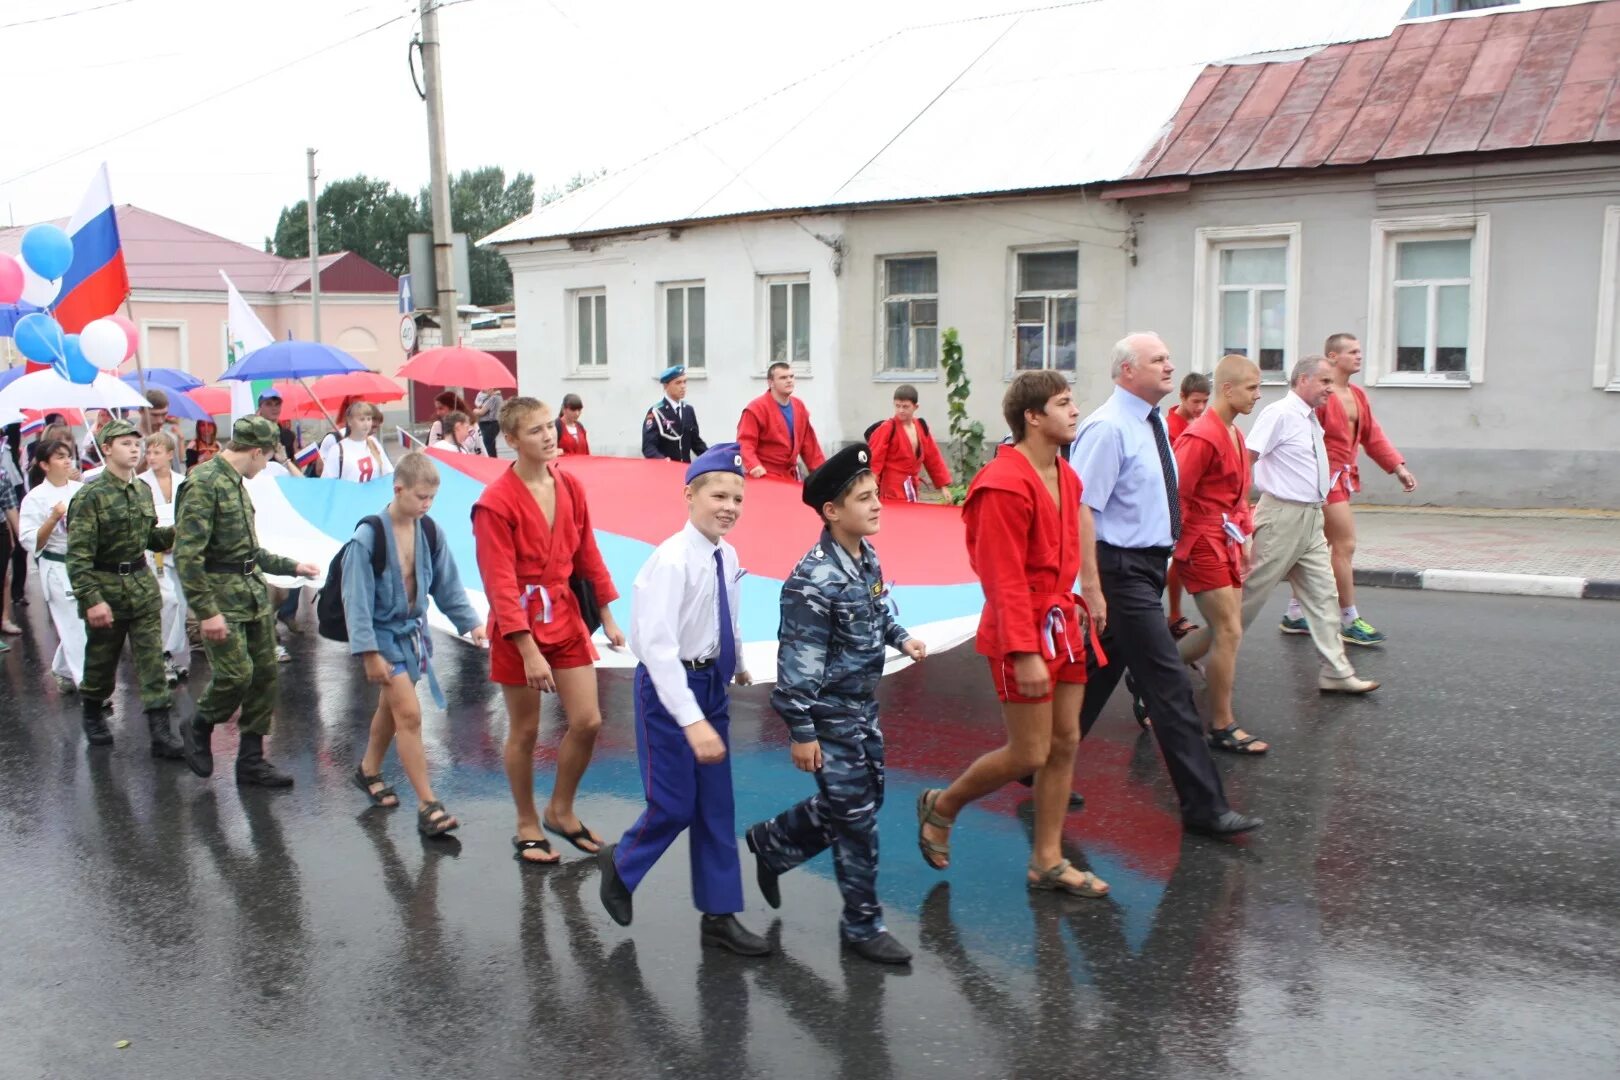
[1133,0,1620,179]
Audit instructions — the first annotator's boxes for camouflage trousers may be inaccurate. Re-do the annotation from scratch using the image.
[79,608,173,712]
[196,609,278,736]
[753,718,886,941]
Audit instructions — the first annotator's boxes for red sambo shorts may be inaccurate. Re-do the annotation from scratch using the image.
[489,624,599,686]
[1174,534,1243,594]
[989,654,1087,704]
[1327,469,1356,506]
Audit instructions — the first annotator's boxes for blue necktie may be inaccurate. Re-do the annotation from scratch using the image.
[714,549,736,684]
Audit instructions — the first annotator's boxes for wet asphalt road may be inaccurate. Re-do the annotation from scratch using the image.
[0,586,1616,1080]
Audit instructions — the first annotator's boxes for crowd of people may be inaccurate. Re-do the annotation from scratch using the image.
[4,327,1414,967]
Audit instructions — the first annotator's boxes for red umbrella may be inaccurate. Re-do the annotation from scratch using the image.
[271,372,402,421]
[395,346,516,390]
[185,387,233,416]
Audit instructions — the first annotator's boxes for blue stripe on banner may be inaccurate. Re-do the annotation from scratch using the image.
[59,206,122,296]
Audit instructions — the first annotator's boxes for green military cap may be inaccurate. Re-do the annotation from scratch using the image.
[96,418,141,445]
[232,414,280,451]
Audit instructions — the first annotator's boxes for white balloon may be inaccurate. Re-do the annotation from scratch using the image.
[80,318,129,369]
[19,266,60,308]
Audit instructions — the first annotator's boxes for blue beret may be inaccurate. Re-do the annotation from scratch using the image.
[658,365,686,384]
[685,441,745,484]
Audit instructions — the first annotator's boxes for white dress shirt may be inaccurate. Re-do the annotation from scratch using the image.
[19,478,82,556]
[629,521,745,728]
[1248,390,1330,504]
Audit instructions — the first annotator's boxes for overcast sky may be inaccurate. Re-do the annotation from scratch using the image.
[1,0,1049,248]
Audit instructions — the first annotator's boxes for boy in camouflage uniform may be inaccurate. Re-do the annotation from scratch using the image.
[745,442,927,965]
[65,418,182,754]
[174,416,319,786]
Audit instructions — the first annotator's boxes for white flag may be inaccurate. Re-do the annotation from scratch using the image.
[220,270,275,422]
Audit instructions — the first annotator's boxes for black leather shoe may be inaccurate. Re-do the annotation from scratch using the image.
[1014,774,1085,810]
[744,825,781,909]
[598,843,633,927]
[235,756,294,788]
[699,914,771,957]
[146,709,184,760]
[843,931,912,965]
[1183,811,1263,837]
[180,720,213,777]
[80,700,113,747]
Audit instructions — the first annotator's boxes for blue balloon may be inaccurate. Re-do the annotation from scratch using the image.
[59,334,100,385]
[20,224,73,282]
[13,311,65,363]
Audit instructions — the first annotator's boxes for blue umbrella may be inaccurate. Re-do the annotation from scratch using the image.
[161,391,210,422]
[219,341,365,382]
[120,367,204,393]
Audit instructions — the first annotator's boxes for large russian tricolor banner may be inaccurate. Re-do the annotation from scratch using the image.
[52,164,129,334]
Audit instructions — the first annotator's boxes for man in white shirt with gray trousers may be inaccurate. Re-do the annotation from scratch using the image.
[1214,356,1377,694]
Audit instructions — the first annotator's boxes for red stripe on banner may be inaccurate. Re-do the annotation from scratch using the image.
[424,450,977,584]
[54,253,130,333]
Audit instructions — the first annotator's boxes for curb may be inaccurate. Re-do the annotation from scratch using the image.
[1354,568,1620,601]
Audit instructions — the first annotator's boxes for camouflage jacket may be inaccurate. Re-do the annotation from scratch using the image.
[772,528,911,742]
[66,470,174,618]
[174,455,299,621]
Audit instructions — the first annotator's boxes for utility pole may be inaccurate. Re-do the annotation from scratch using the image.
[306,147,322,342]
[419,0,459,348]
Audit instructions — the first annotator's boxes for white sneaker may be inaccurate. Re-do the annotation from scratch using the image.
[276,644,291,664]
[1318,673,1379,694]
[55,675,78,694]
[163,655,180,687]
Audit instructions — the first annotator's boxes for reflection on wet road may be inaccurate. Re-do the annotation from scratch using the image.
[0,588,1616,1078]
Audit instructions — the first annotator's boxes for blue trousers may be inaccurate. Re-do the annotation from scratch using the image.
[613,664,744,915]
[752,717,886,941]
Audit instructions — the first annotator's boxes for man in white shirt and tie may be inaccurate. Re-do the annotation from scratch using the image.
[1224,356,1377,694]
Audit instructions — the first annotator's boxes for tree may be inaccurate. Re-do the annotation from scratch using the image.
[272,175,419,278]
[941,328,986,505]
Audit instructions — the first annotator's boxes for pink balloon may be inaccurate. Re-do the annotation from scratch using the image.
[105,313,139,361]
[0,253,24,305]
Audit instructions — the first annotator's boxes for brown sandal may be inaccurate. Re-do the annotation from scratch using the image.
[916,789,953,871]
[1028,858,1109,898]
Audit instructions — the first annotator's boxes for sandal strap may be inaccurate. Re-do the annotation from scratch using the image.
[419,800,447,820]
[1031,858,1074,883]
[918,790,955,830]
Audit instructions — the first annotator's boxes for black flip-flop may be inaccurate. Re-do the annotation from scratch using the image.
[543,817,602,854]
[512,835,559,865]
[351,764,398,807]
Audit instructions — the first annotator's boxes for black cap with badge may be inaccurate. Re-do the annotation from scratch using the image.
[802,442,874,512]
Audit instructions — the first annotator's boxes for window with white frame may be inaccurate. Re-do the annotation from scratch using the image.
[571,288,607,368]
[1193,224,1300,383]
[1595,205,1620,391]
[763,274,810,368]
[663,282,705,371]
[880,255,939,371]
[1368,214,1489,385]
[1013,249,1077,372]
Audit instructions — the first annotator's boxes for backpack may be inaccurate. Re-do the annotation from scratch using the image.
[316,514,443,642]
[863,417,929,443]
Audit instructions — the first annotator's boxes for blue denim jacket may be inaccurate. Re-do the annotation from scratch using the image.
[341,512,482,705]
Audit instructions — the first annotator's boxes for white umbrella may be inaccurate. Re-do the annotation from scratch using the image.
[0,369,152,428]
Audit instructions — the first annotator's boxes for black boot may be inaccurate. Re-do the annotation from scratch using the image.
[145,708,184,760]
[744,824,782,909]
[699,914,771,957]
[180,718,214,777]
[235,734,294,788]
[843,930,913,965]
[80,699,113,747]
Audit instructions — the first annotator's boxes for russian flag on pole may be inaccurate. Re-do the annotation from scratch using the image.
[54,164,130,334]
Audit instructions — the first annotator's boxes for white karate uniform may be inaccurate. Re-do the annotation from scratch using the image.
[137,468,188,672]
[18,478,86,685]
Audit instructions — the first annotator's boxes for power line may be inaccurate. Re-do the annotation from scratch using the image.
[1,10,410,186]
[0,0,140,30]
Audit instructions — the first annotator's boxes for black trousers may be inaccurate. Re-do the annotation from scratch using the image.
[1081,542,1229,822]
[479,420,500,458]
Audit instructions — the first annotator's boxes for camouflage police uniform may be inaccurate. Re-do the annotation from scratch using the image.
[750,525,911,943]
[65,418,180,754]
[174,416,302,785]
